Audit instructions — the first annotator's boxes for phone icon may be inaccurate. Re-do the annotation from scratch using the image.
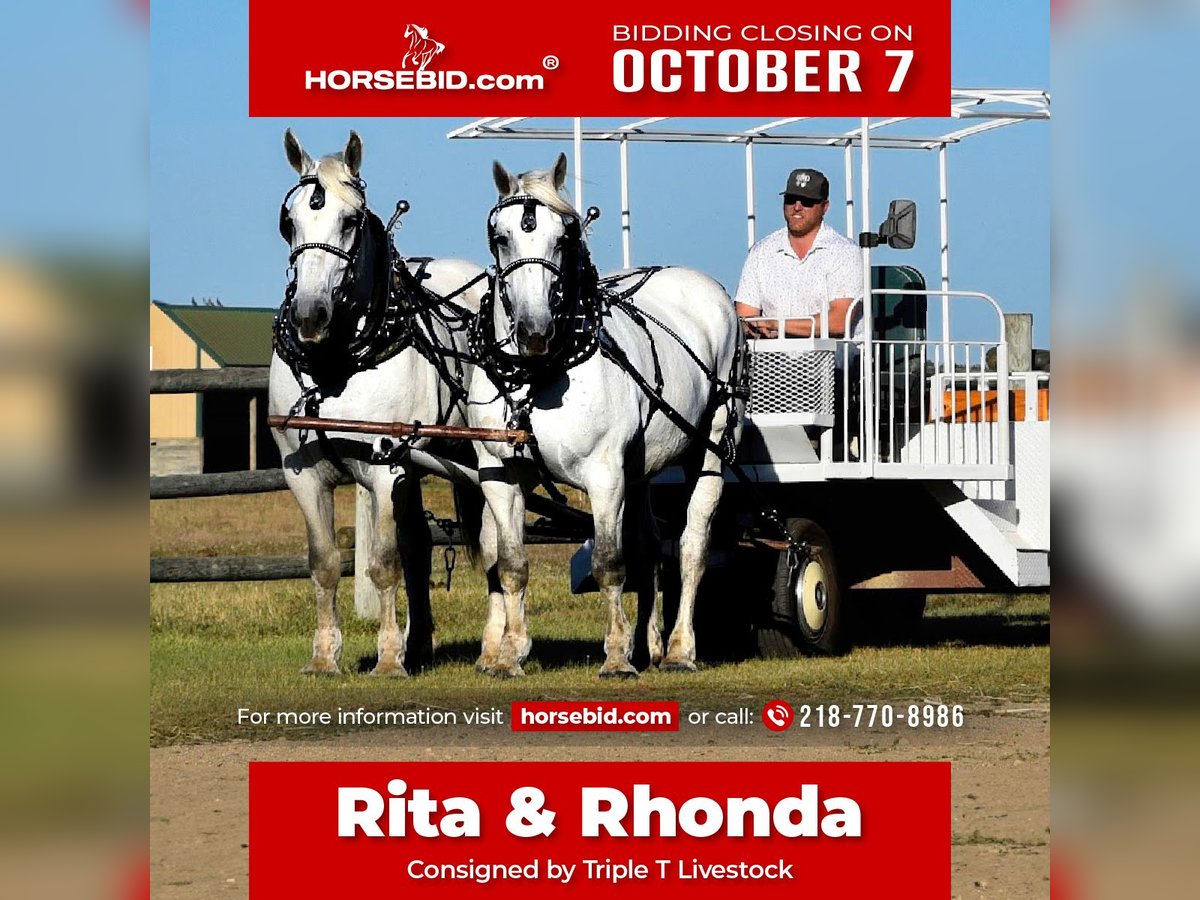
[761,700,794,732]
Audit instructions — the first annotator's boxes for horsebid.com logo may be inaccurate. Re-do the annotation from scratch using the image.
[402,23,444,71]
[305,21,548,92]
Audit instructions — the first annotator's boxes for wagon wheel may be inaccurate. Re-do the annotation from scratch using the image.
[756,518,848,657]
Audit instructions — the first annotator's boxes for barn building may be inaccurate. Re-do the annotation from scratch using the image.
[150,301,281,475]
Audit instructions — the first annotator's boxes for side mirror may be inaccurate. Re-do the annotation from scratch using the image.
[878,199,916,249]
[859,199,917,250]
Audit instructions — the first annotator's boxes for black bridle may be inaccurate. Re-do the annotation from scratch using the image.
[277,173,371,307]
[473,194,602,391]
[273,174,481,427]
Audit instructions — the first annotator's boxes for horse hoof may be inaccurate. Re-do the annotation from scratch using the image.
[599,665,639,680]
[489,664,525,680]
[370,663,410,678]
[659,658,697,673]
[301,661,341,676]
[475,657,498,673]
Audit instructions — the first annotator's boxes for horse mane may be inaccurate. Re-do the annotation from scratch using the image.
[513,168,579,221]
[313,155,365,211]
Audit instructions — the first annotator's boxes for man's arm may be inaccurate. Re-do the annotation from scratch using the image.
[734,252,774,337]
[739,304,852,338]
[736,301,774,337]
[795,297,854,337]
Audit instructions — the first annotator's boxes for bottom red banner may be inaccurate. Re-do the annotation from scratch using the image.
[249,761,949,897]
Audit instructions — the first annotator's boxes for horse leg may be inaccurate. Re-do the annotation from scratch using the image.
[628,482,663,671]
[662,414,731,672]
[287,470,343,675]
[366,470,407,677]
[398,475,435,674]
[480,469,531,678]
[587,467,636,679]
[475,503,506,672]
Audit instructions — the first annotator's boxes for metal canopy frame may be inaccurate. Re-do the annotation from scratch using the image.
[447,90,1049,149]
[446,88,1049,271]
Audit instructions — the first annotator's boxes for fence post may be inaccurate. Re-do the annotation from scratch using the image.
[353,485,380,619]
[1003,313,1032,372]
[248,395,258,471]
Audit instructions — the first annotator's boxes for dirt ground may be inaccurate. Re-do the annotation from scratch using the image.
[150,703,1048,898]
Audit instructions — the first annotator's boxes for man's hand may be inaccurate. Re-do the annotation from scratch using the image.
[742,318,778,339]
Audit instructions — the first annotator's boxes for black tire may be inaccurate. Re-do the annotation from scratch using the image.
[756,518,847,657]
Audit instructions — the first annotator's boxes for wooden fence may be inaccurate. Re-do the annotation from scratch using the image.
[150,368,586,614]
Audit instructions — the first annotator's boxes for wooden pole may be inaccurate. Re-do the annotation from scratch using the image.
[354,485,379,620]
[248,395,258,471]
[266,414,533,446]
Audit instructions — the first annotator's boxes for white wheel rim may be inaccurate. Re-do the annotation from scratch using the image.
[793,559,828,632]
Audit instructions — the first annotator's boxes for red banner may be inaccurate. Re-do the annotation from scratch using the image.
[249,761,950,897]
[249,0,950,117]
[511,701,679,732]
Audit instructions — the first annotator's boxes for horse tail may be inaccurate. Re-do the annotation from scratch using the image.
[451,481,484,568]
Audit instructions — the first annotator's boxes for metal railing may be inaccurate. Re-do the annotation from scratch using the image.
[741,290,1016,481]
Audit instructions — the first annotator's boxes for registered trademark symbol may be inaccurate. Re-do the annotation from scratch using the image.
[542,55,559,70]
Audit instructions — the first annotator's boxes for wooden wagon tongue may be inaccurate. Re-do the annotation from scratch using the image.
[266,414,533,446]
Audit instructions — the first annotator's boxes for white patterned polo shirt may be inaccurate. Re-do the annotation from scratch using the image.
[734,222,865,339]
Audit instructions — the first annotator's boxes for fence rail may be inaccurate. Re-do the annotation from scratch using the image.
[150,366,269,393]
[150,366,590,588]
[151,553,353,583]
[151,469,290,499]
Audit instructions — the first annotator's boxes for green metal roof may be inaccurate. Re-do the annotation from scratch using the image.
[153,301,276,366]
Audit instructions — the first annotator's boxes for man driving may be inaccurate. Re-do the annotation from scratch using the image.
[734,167,863,340]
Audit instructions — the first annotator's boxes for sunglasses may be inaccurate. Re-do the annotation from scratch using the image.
[783,195,824,208]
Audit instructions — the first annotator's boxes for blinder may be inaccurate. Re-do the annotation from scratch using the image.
[277,173,375,331]
[278,175,336,246]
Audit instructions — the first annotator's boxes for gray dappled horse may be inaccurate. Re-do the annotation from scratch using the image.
[468,154,746,678]
[270,130,485,677]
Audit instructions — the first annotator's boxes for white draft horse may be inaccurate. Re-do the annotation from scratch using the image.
[468,154,746,678]
[402,24,445,72]
[270,129,485,676]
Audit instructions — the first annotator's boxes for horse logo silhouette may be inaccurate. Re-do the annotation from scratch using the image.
[403,23,446,72]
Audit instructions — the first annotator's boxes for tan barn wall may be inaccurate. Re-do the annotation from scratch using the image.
[149,304,219,440]
[0,262,72,486]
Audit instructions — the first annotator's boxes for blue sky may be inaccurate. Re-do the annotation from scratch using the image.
[150,2,1049,345]
[0,1,146,252]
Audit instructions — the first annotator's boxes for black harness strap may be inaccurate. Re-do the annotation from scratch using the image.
[273,176,480,461]
[476,192,799,556]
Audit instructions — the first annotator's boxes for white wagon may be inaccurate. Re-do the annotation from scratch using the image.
[449,91,1050,655]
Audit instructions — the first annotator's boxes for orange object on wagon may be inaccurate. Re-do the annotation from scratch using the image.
[939,385,1050,423]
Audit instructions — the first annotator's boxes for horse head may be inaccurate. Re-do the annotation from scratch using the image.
[279,128,375,344]
[488,153,578,358]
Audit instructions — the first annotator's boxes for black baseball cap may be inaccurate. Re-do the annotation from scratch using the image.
[781,168,829,202]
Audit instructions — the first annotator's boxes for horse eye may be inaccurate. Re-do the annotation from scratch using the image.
[493,235,509,247]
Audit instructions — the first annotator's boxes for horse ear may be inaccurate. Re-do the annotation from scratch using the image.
[493,160,517,197]
[345,130,363,176]
[284,129,312,174]
[552,153,568,190]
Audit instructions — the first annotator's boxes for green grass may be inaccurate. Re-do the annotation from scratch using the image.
[150,486,1049,745]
